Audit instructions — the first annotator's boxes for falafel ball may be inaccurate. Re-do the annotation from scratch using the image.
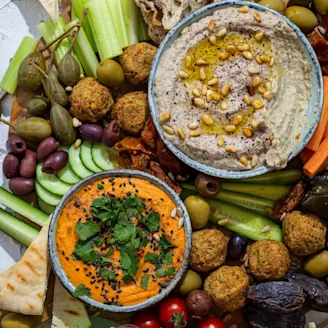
[249,240,291,281]
[283,211,327,256]
[119,42,157,85]
[204,266,250,312]
[112,91,149,135]
[190,229,227,272]
[69,77,114,123]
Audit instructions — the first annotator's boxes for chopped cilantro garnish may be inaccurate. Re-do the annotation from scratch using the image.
[140,212,160,232]
[163,252,173,265]
[99,268,117,281]
[73,284,91,297]
[74,239,102,264]
[156,266,176,277]
[75,221,100,241]
[145,253,160,265]
[97,183,104,190]
[141,274,150,289]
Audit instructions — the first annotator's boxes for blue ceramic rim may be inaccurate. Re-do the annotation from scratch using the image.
[148,0,324,179]
[49,169,192,313]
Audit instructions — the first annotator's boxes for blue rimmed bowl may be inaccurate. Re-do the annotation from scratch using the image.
[48,169,192,313]
[148,0,323,179]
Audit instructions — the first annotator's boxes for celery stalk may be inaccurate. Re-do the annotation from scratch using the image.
[86,0,122,60]
[0,37,37,94]
[66,20,99,78]
[0,209,39,247]
[71,0,98,52]
[121,0,139,45]
[107,0,129,49]
[138,9,149,41]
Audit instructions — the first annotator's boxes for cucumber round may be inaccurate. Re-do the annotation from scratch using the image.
[68,144,93,179]
[35,181,61,206]
[37,197,55,215]
[56,163,81,184]
[36,163,72,196]
[80,141,102,173]
[91,143,115,171]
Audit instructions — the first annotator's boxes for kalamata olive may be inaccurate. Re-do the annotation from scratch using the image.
[78,123,104,143]
[3,154,20,179]
[42,150,68,174]
[184,195,210,229]
[186,290,213,317]
[102,120,120,147]
[9,177,35,196]
[19,150,37,178]
[195,173,221,198]
[6,136,26,156]
[179,270,202,295]
[227,235,248,259]
[36,137,60,162]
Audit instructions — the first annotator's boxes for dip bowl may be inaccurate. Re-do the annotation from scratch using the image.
[49,170,192,313]
[148,0,323,179]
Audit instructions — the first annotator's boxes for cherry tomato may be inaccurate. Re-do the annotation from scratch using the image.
[133,311,160,328]
[197,317,226,328]
[159,298,189,328]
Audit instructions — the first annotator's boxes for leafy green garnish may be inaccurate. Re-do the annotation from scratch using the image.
[163,252,173,265]
[99,268,117,281]
[141,274,150,289]
[97,183,104,190]
[74,240,102,264]
[75,221,101,241]
[73,284,91,297]
[140,212,160,232]
[156,266,176,277]
[121,252,132,270]
[145,253,160,265]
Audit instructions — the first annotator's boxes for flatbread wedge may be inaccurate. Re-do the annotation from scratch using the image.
[0,218,51,315]
[0,264,16,292]
[51,278,91,328]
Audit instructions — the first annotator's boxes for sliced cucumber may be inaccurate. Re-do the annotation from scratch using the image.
[0,187,48,227]
[56,163,81,184]
[208,199,282,242]
[224,170,302,185]
[36,163,72,196]
[91,143,115,171]
[222,183,290,201]
[216,191,275,216]
[35,181,61,206]
[37,197,55,215]
[80,141,102,173]
[68,144,94,179]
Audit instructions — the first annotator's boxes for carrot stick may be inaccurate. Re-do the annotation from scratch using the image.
[299,148,314,164]
[304,136,328,178]
[306,76,328,151]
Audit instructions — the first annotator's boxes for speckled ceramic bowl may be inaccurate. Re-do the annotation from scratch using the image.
[49,170,192,313]
[148,0,323,179]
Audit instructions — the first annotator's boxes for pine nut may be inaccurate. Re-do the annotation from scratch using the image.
[238,5,249,13]
[72,117,82,128]
[163,125,175,135]
[202,84,208,96]
[220,51,230,60]
[260,55,270,63]
[202,113,214,126]
[209,35,217,45]
[190,130,201,137]
[206,90,213,103]
[226,44,237,55]
[218,136,224,147]
[208,19,215,32]
[208,77,219,86]
[252,76,262,88]
[261,225,271,233]
[74,138,82,149]
[193,97,205,107]
[181,26,189,35]
[233,114,243,126]
[178,217,184,229]
[221,83,231,96]
[212,91,221,102]
[251,119,260,129]
[248,84,256,96]
[179,71,189,79]
[192,88,201,97]
[80,73,85,79]
[243,94,251,105]
[177,128,185,140]
[188,122,199,130]
[65,86,73,92]
[253,99,264,109]
[217,28,227,38]
[248,66,260,75]
[239,156,248,167]
[253,12,261,22]
[177,207,183,217]
[185,56,192,68]
[255,55,263,64]
[196,59,209,66]
[224,125,237,133]
[153,233,160,241]
[269,57,275,67]
[160,113,171,122]
[221,101,228,110]
[168,172,175,181]
[263,91,273,100]
[225,145,237,153]
[218,219,229,226]
[200,67,206,80]
[171,208,177,217]
[258,86,266,95]
[255,32,264,42]
[264,81,272,91]
[237,42,250,51]
[243,51,253,60]
[243,128,254,138]
[251,154,259,167]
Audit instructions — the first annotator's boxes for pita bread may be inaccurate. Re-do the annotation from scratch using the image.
[51,278,91,328]
[0,265,16,292]
[0,218,50,315]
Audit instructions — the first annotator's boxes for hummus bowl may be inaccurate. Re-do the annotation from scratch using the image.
[149,0,323,179]
[49,170,192,313]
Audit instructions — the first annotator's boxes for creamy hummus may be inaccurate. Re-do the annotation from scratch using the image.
[154,6,311,170]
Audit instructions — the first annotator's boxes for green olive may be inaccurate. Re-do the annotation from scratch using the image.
[1,313,36,328]
[26,96,49,116]
[258,0,286,13]
[313,0,328,15]
[179,270,202,295]
[285,6,318,34]
[16,117,52,143]
[184,195,210,229]
[304,250,328,278]
[97,59,125,88]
